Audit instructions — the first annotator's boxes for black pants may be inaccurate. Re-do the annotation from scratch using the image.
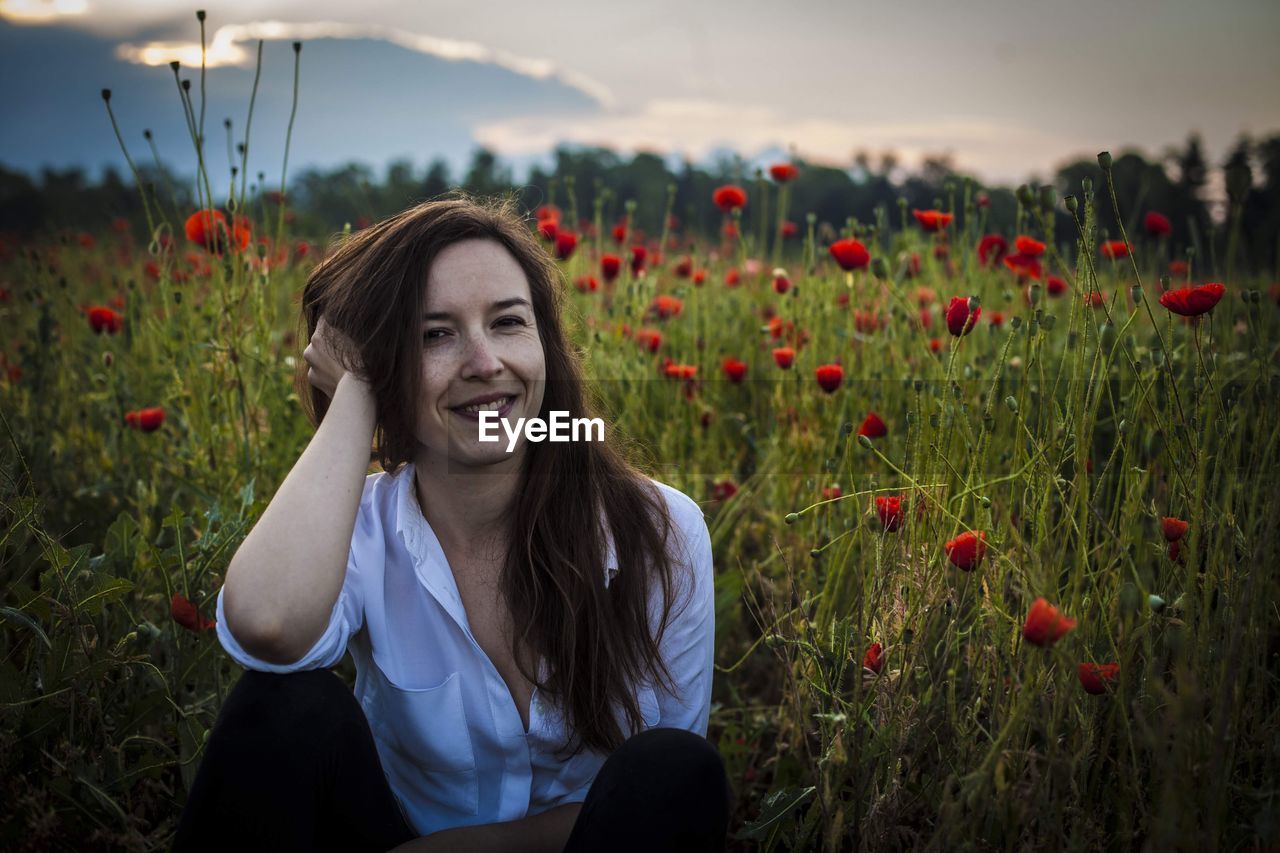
[171,669,730,852]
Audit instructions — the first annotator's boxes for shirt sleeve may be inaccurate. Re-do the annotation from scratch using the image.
[215,542,365,673]
[650,488,715,737]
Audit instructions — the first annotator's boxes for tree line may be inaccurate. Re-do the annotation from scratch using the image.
[1,131,1276,276]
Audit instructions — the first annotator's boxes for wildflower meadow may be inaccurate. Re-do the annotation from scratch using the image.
[2,12,1279,852]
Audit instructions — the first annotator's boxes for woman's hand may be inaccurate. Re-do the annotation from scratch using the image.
[302,315,362,399]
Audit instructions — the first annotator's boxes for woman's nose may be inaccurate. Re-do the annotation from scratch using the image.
[460,332,504,379]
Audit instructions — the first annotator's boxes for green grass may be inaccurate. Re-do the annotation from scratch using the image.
[1,183,1277,851]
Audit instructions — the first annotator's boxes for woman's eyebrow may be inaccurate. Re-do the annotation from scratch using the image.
[422,297,532,321]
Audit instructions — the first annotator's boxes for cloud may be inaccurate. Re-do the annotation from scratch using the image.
[473,100,1087,184]
[111,20,615,108]
[0,0,86,23]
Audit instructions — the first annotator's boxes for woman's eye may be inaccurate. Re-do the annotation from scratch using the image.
[424,329,449,340]
[496,316,527,328]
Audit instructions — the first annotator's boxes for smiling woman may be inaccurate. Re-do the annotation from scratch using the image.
[171,192,728,852]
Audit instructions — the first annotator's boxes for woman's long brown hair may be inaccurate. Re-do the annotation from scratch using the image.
[296,191,688,758]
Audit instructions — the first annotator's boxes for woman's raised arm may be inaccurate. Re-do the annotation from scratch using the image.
[220,319,376,664]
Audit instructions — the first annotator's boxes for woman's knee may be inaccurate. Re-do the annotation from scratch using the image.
[614,727,729,797]
[214,668,364,747]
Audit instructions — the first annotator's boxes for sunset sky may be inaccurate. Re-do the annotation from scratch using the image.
[3,0,1278,191]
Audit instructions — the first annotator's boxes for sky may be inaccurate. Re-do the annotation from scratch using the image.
[3,0,1278,194]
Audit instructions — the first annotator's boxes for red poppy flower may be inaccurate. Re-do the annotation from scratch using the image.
[662,361,697,380]
[1158,282,1225,317]
[1099,240,1131,260]
[1022,597,1077,647]
[721,357,747,383]
[692,269,707,286]
[829,239,870,271]
[171,592,216,632]
[611,222,628,244]
[772,347,795,369]
[574,275,598,293]
[88,305,123,334]
[1168,260,1189,276]
[538,218,558,241]
[929,338,942,353]
[1014,235,1046,257]
[814,363,843,393]
[674,256,693,278]
[944,530,986,570]
[634,328,663,353]
[822,485,842,500]
[1083,290,1106,308]
[1003,254,1043,281]
[184,209,227,247]
[630,245,648,274]
[863,643,885,674]
[124,406,166,432]
[945,296,981,337]
[1046,275,1069,296]
[853,311,881,334]
[857,412,887,439]
[1078,662,1119,695]
[601,254,622,282]
[773,271,791,294]
[976,234,1008,267]
[724,268,741,287]
[712,185,747,212]
[649,295,683,320]
[535,204,560,222]
[988,311,1005,327]
[1161,516,1188,542]
[769,163,799,183]
[875,496,904,532]
[712,480,738,501]
[912,209,954,232]
[554,230,577,261]
[779,221,799,240]
[1144,212,1172,237]
[1167,539,1184,563]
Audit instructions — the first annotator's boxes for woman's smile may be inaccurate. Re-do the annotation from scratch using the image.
[449,392,520,421]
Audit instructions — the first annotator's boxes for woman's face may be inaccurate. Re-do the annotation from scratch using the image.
[414,238,546,470]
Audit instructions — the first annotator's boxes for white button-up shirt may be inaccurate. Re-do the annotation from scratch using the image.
[215,463,715,837]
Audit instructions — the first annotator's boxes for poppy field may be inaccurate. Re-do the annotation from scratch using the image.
[2,22,1280,853]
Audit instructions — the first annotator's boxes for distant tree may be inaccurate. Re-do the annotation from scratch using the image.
[421,159,451,200]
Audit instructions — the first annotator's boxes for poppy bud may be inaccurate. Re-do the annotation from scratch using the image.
[784,513,799,524]
[1004,396,1019,413]
[1148,594,1167,611]
[101,89,112,102]
[1097,151,1112,170]
[1016,185,1034,207]
[1081,177,1093,193]
[197,9,206,21]
[857,434,873,450]
[1065,195,1078,213]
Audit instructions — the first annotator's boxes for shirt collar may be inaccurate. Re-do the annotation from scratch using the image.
[393,463,619,588]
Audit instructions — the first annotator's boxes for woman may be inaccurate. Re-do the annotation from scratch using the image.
[172,194,728,852]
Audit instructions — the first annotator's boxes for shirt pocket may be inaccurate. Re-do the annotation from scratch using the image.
[365,668,480,818]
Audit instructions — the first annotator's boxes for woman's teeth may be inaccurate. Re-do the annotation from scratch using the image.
[458,396,511,414]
